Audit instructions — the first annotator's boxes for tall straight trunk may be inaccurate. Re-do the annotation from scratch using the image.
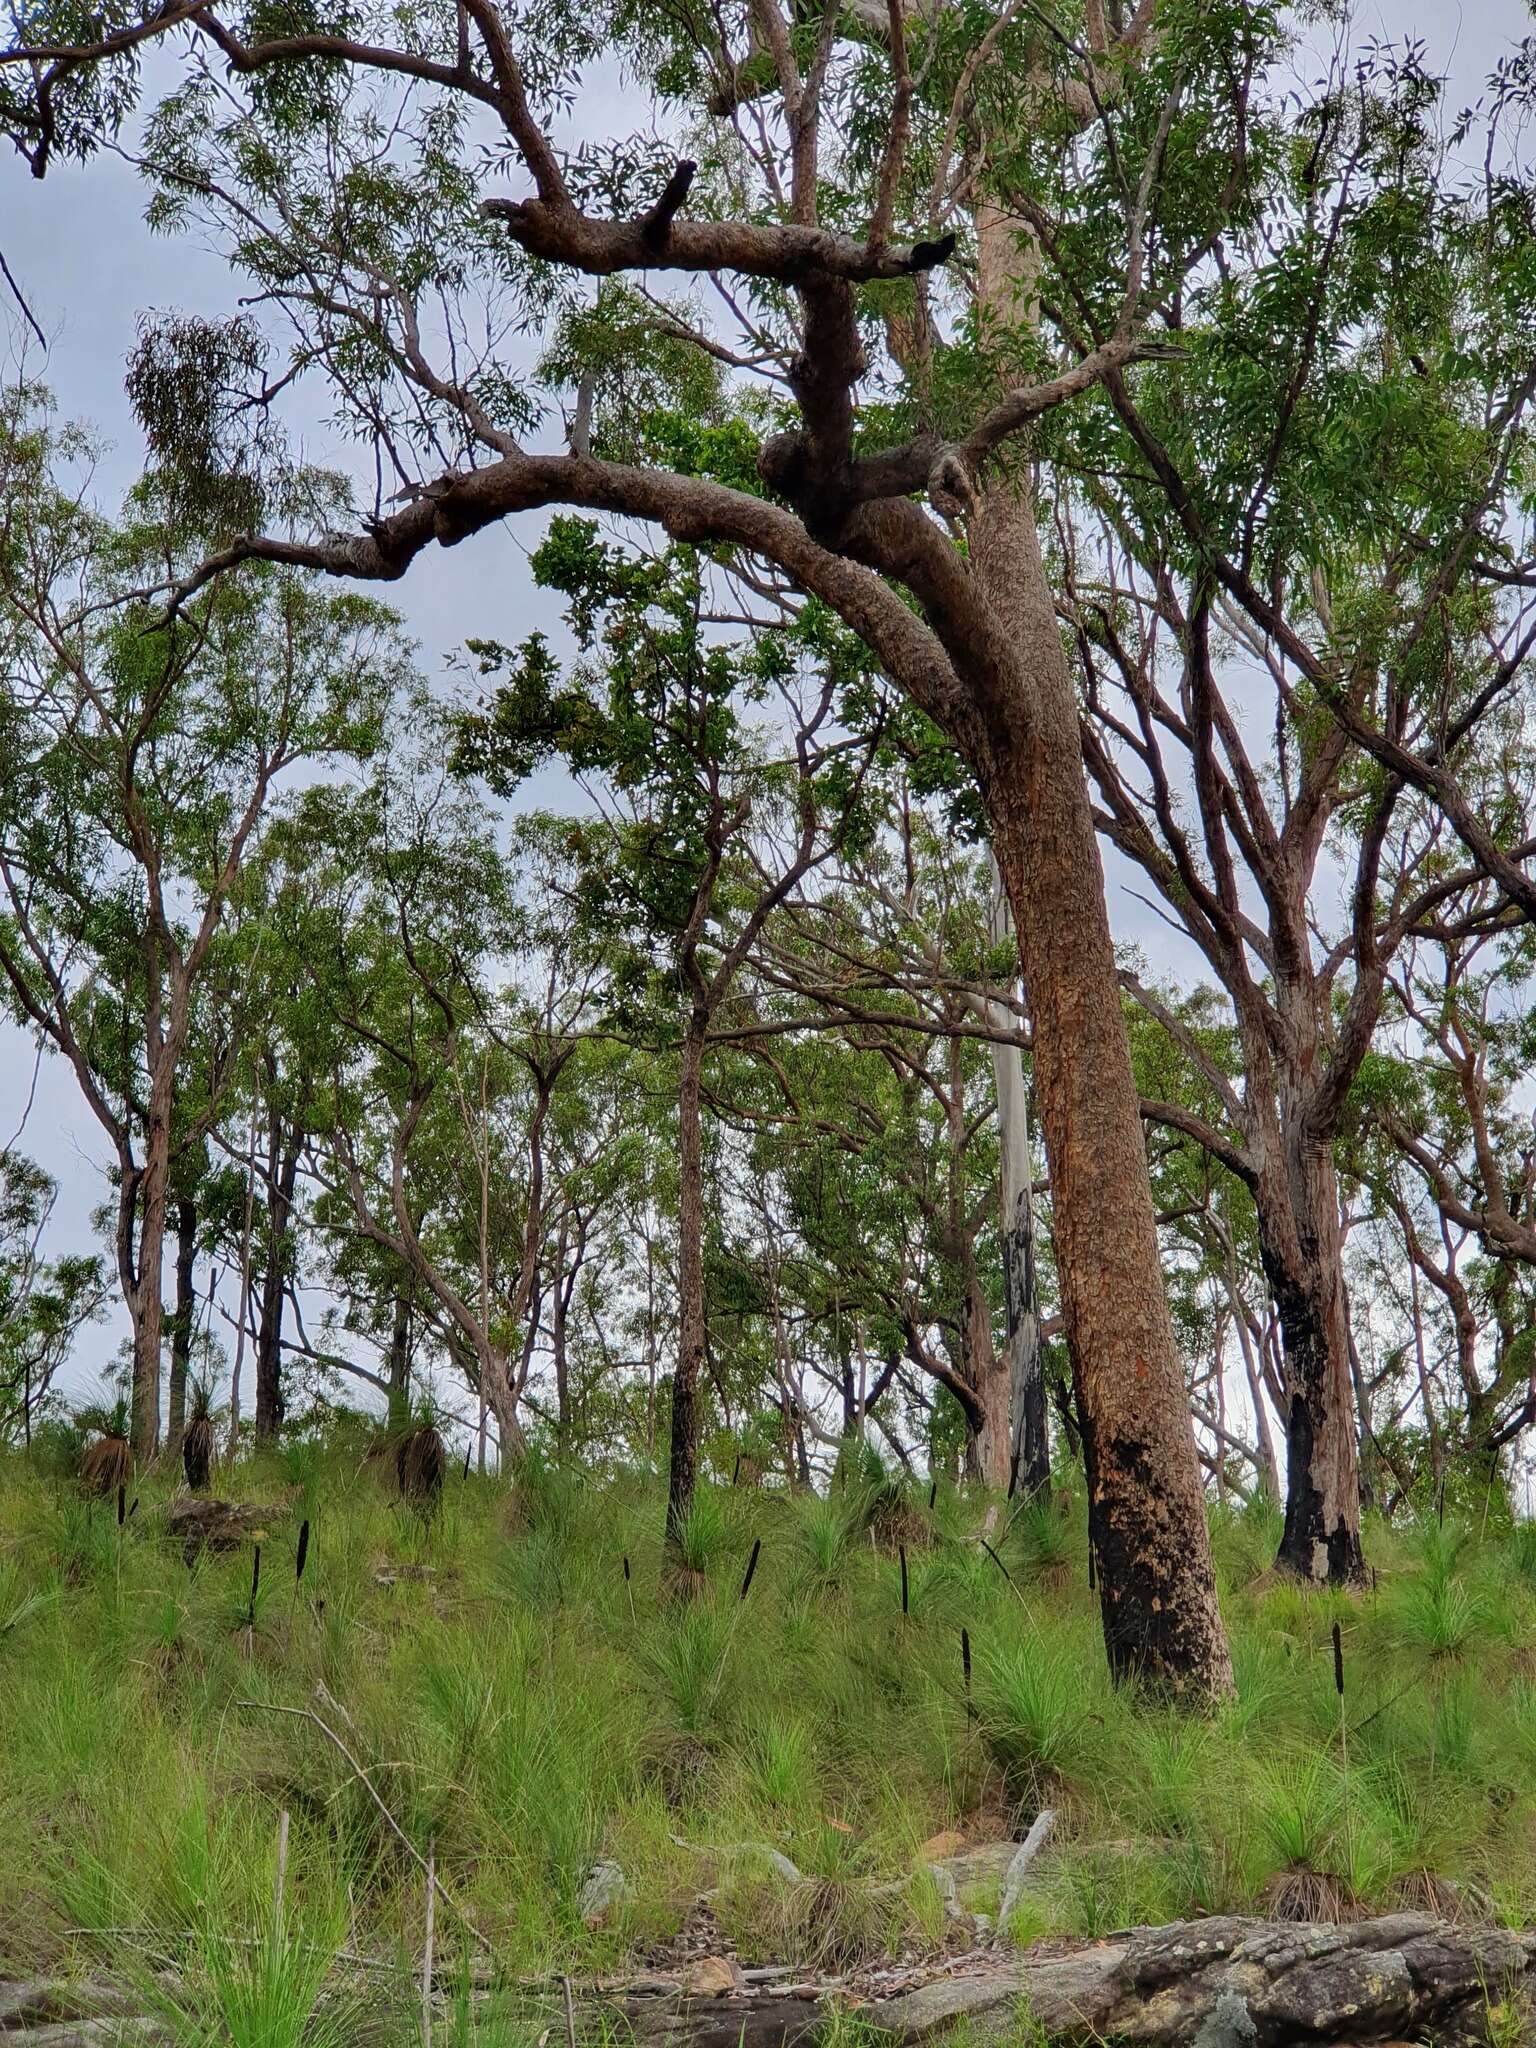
[964,1266,1012,1489]
[167,1196,197,1458]
[972,484,1232,1700]
[665,1018,707,1552]
[121,1050,175,1457]
[386,1292,411,1431]
[1405,1242,1446,1497]
[227,1113,258,1455]
[943,1025,1009,1486]
[1225,1266,1282,1500]
[552,1213,572,1437]
[988,852,1049,1499]
[254,1132,299,1445]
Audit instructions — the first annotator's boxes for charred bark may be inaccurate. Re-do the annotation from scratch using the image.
[1253,1138,1365,1585]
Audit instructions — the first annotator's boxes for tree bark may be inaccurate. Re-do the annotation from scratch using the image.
[665,1019,708,1553]
[122,1047,176,1457]
[963,1266,1011,1490]
[253,1129,300,1446]
[1249,1069,1365,1583]
[386,1292,411,1431]
[166,1196,197,1459]
[971,484,1232,1701]
[987,853,1049,1499]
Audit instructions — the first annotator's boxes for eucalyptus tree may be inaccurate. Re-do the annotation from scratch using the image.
[0,0,1293,1692]
[1050,37,1536,1579]
[259,741,602,1458]
[1358,898,1536,1485]
[0,1149,109,1445]
[709,988,1016,1482]
[741,796,1044,1484]
[459,523,883,1546]
[0,397,400,1452]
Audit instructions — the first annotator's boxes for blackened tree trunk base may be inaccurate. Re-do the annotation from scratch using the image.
[592,1915,1536,2047]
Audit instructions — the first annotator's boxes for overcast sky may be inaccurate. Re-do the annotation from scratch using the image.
[0,0,1528,1404]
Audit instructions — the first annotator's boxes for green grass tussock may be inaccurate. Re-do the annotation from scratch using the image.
[5,1452,1536,2041]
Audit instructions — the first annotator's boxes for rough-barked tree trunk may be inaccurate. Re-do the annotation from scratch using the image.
[972,484,1232,1694]
[1236,960,1366,1584]
[1255,1145,1365,1582]
[166,1195,198,1459]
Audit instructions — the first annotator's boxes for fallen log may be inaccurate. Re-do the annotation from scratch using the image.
[591,1914,1536,2047]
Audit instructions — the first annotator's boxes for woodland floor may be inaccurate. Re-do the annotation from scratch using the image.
[4,1442,1536,2043]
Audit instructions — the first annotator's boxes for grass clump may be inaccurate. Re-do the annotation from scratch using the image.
[3,1436,1536,2038]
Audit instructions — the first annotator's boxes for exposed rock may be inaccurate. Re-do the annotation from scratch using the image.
[0,1980,57,2026]
[680,1958,744,1998]
[870,1913,1536,2044]
[578,1859,631,1927]
[0,1986,167,2048]
[604,1914,1536,2046]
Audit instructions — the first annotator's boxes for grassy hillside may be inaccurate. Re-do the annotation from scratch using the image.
[3,1442,1536,2041]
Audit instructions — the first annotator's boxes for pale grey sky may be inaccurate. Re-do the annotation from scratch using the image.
[0,0,1527,1403]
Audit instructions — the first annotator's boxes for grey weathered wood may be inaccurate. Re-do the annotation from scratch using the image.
[994,1808,1057,1935]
